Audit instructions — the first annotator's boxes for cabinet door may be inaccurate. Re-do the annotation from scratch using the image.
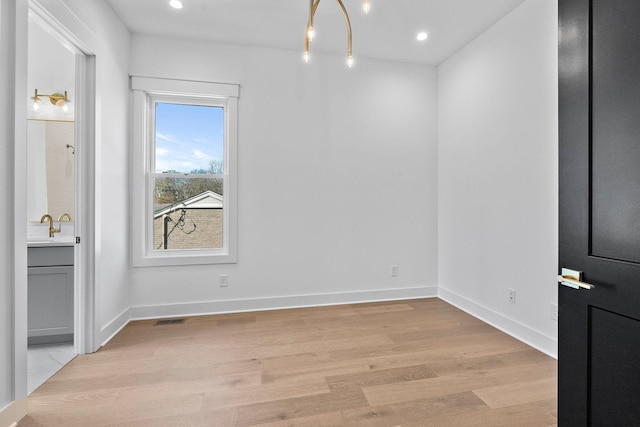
[28,266,74,344]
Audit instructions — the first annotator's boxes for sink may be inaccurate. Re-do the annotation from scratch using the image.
[27,236,74,247]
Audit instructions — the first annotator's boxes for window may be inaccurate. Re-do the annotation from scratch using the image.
[132,77,238,266]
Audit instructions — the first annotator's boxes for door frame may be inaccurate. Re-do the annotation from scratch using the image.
[14,0,99,404]
[27,0,98,355]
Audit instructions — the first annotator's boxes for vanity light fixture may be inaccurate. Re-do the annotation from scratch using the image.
[30,89,71,113]
[304,0,371,68]
[29,88,75,121]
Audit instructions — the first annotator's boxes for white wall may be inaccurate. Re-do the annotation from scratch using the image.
[0,0,14,413]
[1,0,28,424]
[438,0,558,356]
[129,35,439,317]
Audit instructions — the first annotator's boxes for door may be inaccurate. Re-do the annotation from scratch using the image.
[559,0,640,425]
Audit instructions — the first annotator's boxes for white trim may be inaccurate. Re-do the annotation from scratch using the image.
[131,76,239,98]
[99,307,131,347]
[13,0,30,406]
[131,76,239,267]
[438,286,558,359]
[74,52,97,354]
[0,398,27,427]
[130,286,438,320]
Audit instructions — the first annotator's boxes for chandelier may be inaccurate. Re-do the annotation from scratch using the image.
[304,0,370,67]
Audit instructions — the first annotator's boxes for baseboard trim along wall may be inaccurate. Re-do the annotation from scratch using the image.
[97,285,558,360]
[129,286,438,321]
[100,307,132,347]
[438,286,558,359]
[0,398,27,427]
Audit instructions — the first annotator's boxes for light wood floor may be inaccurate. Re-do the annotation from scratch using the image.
[19,298,557,426]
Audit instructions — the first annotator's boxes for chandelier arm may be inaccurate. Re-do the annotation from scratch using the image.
[305,30,310,53]
[308,0,320,30]
[335,0,352,57]
[306,0,321,59]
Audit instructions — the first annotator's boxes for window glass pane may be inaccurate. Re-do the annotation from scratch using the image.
[153,177,224,250]
[155,103,224,174]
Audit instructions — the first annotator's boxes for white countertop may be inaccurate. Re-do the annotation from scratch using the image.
[27,237,75,248]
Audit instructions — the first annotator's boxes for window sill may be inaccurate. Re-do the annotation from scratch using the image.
[132,250,237,267]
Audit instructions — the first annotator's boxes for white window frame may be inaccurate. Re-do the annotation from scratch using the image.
[131,76,238,267]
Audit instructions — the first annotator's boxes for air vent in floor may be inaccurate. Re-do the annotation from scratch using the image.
[154,318,186,326]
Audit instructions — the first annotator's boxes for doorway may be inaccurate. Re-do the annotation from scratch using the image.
[25,4,95,393]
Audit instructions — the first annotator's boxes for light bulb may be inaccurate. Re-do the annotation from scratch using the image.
[347,55,354,68]
[169,0,183,9]
[363,0,370,14]
[417,32,428,41]
[32,100,40,111]
[61,103,69,113]
[307,25,315,41]
[304,51,310,63]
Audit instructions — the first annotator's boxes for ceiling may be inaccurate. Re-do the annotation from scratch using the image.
[105,0,527,65]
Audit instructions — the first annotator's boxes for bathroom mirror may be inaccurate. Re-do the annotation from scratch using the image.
[27,121,75,221]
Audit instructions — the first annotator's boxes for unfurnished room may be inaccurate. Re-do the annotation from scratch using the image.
[2,0,639,426]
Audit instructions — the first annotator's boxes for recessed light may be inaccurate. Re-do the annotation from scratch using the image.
[417,32,428,41]
[169,0,183,9]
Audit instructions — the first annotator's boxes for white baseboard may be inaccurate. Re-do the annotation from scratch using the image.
[438,286,558,359]
[130,286,437,321]
[100,307,131,347]
[0,398,27,427]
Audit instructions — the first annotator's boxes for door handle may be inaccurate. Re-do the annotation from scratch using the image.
[558,268,595,290]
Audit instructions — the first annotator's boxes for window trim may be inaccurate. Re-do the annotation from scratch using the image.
[131,77,238,267]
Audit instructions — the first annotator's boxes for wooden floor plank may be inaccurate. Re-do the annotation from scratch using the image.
[473,376,558,409]
[340,392,487,427]
[363,361,556,407]
[20,298,558,426]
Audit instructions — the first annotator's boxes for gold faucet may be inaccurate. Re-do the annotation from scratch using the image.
[40,214,61,238]
[58,213,72,222]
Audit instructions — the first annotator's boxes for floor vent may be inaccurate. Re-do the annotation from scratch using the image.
[154,318,186,326]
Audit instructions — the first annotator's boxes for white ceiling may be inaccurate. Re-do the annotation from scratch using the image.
[105,0,527,65]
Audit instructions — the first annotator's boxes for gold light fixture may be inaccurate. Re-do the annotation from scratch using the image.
[30,89,71,112]
[304,0,371,67]
[29,88,74,121]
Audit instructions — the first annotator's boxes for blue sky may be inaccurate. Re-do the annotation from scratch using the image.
[155,102,224,174]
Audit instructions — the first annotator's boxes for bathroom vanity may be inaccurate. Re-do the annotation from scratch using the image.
[27,240,74,345]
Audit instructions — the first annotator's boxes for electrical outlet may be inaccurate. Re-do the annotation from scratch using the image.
[219,274,228,287]
[551,303,558,320]
[390,265,399,277]
[508,288,516,303]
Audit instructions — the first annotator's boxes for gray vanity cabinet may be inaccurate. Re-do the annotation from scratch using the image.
[27,246,74,344]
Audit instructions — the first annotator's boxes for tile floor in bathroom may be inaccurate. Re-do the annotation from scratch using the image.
[28,343,75,394]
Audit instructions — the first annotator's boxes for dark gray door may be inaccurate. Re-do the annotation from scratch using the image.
[559,0,640,425]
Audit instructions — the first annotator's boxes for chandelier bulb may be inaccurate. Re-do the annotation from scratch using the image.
[304,51,310,64]
[347,55,354,68]
[307,25,315,41]
[363,0,370,14]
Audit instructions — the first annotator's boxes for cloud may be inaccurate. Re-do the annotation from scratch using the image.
[156,132,177,143]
